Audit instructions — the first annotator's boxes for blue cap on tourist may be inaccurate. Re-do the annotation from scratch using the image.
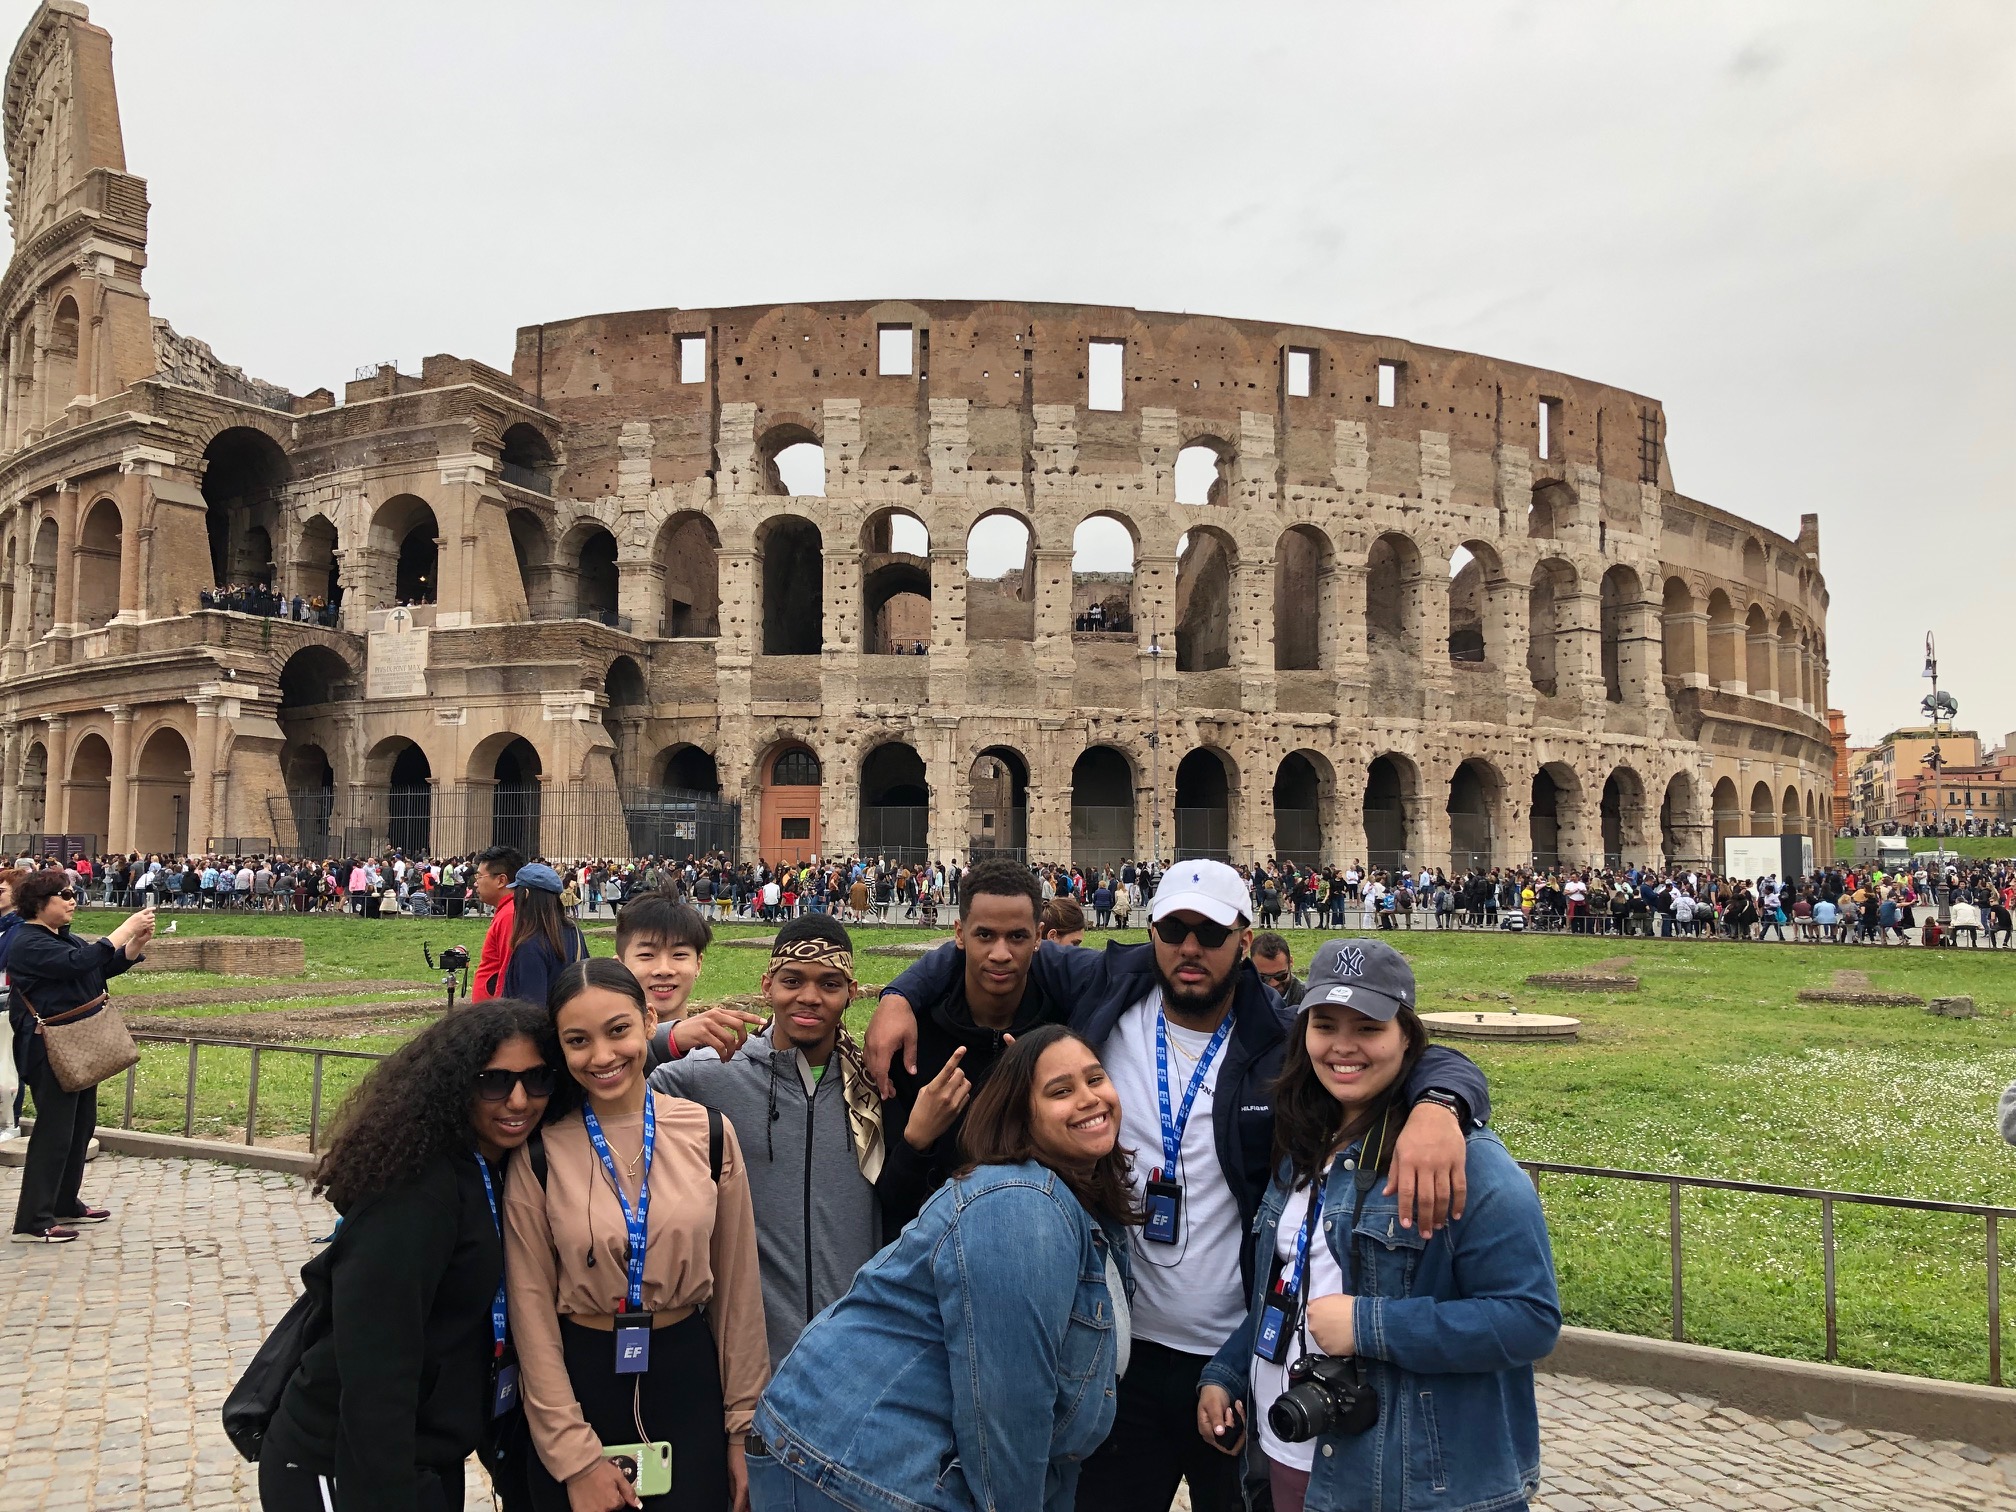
[513,862,563,894]
[1299,937,1416,1023]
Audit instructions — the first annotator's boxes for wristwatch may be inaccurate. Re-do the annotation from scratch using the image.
[1413,1088,1470,1126]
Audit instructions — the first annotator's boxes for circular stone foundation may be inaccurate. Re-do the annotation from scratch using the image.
[1421,1011,1580,1042]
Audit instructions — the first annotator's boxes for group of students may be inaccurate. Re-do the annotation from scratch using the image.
[252,856,1560,1512]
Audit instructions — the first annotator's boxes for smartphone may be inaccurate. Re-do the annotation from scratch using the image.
[602,1441,673,1497]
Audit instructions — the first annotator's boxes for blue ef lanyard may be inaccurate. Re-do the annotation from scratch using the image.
[1282,1167,1330,1301]
[1154,1007,1233,1181]
[581,1095,655,1313]
[475,1155,507,1356]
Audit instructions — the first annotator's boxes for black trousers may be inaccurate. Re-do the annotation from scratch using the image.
[258,1455,462,1511]
[1075,1338,1244,1512]
[12,1059,95,1233]
[528,1314,729,1512]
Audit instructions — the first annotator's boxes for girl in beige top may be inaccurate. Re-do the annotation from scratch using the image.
[505,958,768,1512]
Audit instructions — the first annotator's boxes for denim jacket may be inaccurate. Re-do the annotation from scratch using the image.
[755,1159,1132,1512]
[1202,1131,1559,1512]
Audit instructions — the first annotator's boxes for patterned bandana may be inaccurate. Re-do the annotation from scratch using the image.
[768,936,855,976]
[767,939,882,1181]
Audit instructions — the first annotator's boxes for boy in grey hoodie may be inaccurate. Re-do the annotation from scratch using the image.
[2001,1079,2016,1148]
[650,912,886,1366]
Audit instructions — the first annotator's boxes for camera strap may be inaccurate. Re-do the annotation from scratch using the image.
[1296,1111,1389,1371]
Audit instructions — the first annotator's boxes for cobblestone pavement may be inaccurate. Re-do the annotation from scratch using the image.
[4,1155,2014,1511]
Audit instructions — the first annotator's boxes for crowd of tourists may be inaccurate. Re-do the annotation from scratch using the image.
[198,582,342,626]
[26,842,2016,953]
[1211,858,2016,949]
[9,847,1561,1512]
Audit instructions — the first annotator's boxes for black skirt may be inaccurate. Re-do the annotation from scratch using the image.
[528,1314,729,1512]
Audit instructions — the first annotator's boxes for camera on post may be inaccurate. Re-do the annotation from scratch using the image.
[423,942,471,1010]
[1267,1354,1378,1443]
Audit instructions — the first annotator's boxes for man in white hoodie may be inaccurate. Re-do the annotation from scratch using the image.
[2001,1081,2016,1147]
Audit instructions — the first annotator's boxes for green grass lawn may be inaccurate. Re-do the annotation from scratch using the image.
[1833,833,2015,861]
[76,908,2016,1383]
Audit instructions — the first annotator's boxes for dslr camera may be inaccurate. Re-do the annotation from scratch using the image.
[1267,1354,1379,1443]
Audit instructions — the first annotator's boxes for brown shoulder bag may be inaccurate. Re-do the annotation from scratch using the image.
[21,985,139,1093]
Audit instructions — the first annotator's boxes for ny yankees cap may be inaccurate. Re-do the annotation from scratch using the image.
[1299,937,1417,1023]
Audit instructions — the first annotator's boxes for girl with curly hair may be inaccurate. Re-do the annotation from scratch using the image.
[260,999,558,1512]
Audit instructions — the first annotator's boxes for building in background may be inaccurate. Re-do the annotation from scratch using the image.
[1827,708,1857,833]
[0,3,1837,872]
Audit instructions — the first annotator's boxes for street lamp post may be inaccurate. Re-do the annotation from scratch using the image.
[1148,610,1164,870]
[1921,632,1957,921]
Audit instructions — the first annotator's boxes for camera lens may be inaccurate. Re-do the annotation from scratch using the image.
[1267,1383,1329,1444]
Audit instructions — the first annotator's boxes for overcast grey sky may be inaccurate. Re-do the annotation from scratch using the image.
[66,0,2016,749]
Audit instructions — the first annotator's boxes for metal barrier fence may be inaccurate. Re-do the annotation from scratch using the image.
[123,1032,388,1153]
[104,1031,2012,1385]
[265,784,741,862]
[1520,1159,2012,1386]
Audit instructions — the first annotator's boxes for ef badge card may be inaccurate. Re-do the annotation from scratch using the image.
[1256,1296,1296,1364]
[615,1321,651,1375]
[491,1361,520,1417]
[1144,1178,1183,1245]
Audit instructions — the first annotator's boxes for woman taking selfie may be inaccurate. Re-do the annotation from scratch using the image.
[8,870,152,1243]
[748,1024,1134,1512]
[505,959,767,1512]
[1196,939,1559,1512]
[259,999,558,1512]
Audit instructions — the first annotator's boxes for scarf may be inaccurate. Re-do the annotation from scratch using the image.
[828,1024,886,1184]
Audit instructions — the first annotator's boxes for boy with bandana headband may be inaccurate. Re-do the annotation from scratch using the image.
[649,914,885,1366]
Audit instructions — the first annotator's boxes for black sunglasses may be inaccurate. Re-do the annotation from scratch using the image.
[1152,915,1237,950]
[56,889,76,901]
[474,1066,559,1102]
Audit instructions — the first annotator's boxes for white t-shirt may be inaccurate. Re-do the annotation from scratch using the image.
[1253,1176,1349,1473]
[1103,991,1248,1356]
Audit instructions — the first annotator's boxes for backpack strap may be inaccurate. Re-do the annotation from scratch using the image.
[528,1127,548,1189]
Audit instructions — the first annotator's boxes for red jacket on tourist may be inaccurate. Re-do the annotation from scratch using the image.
[473,892,515,1001]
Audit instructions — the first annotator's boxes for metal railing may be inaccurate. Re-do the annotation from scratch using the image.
[123,1032,388,1154]
[500,462,553,495]
[84,1033,2016,1384]
[1520,1159,2012,1385]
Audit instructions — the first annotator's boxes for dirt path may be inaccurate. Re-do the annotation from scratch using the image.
[128,1001,440,1041]
[116,979,432,1012]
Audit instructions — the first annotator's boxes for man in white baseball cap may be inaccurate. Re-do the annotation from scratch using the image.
[1147,859,1252,929]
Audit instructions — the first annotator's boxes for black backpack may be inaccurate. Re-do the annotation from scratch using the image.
[222,1231,342,1461]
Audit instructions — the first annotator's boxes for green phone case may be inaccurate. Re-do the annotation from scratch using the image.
[602,1441,673,1496]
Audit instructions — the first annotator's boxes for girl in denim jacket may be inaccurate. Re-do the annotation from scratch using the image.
[750,1025,1135,1512]
[1197,938,1560,1512]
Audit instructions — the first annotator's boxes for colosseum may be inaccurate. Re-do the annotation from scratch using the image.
[0,3,1834,875]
